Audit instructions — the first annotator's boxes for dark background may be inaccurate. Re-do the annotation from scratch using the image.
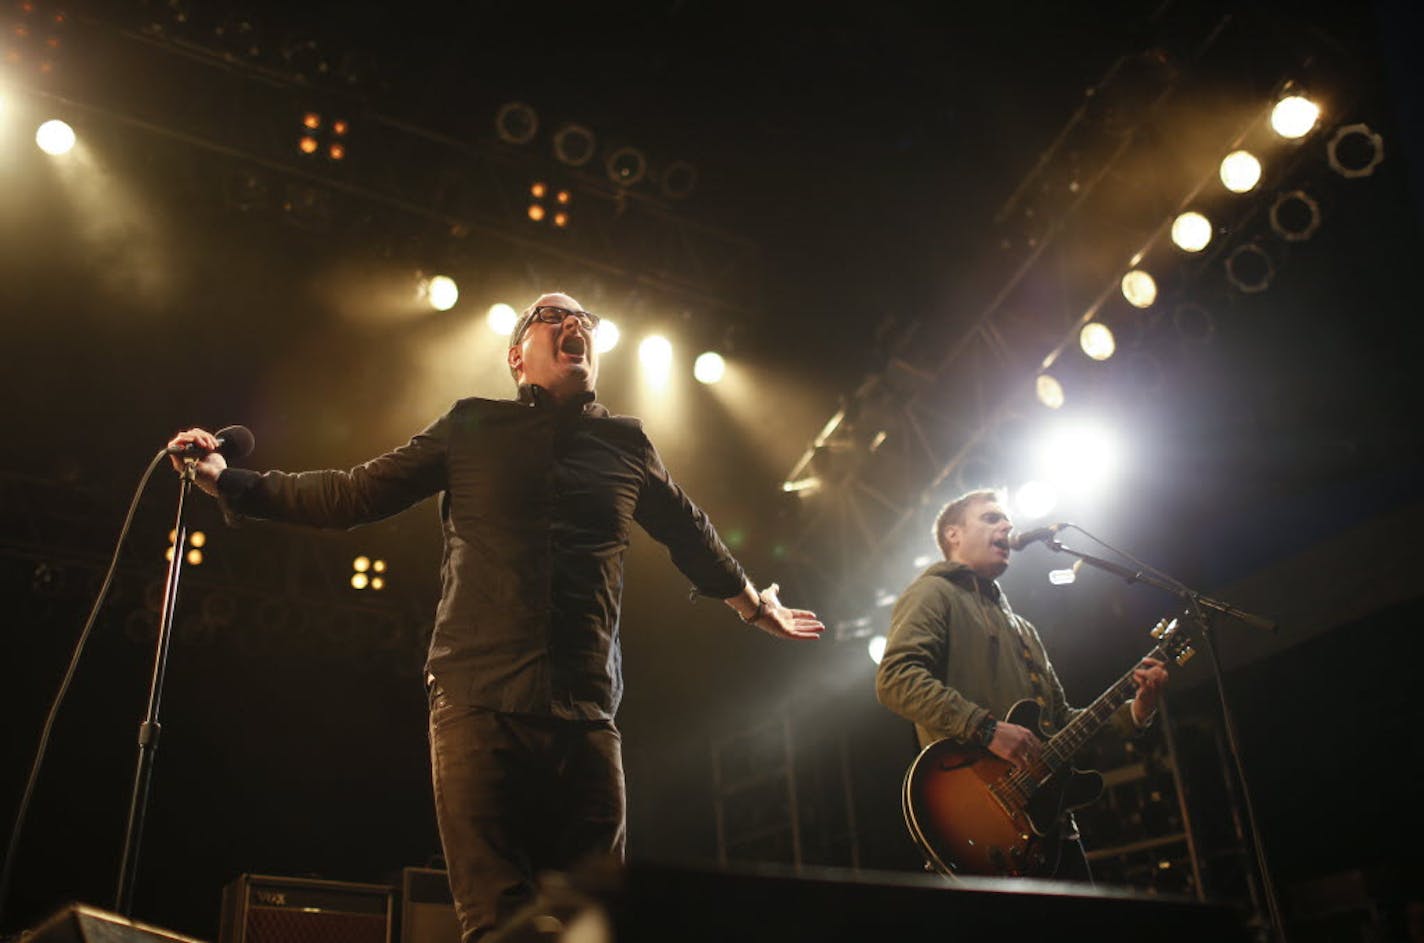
[3,0,1422,939]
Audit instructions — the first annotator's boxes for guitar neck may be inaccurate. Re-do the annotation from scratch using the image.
[1039,642,1165,772]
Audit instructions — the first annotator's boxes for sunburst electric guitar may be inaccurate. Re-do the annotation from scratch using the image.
[901,618,1193,879]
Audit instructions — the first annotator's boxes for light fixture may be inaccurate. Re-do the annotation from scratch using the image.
[35,118,75,155]
[494,101,538,145]
[1170,212,1212,252]
[605,146,647,187]
[1035,374,1065,409]
[1270,95,1320,140]
[552,123,596,166]
[693,352,726,384]
[1036,420,1122,496]
[528,204,546,222]
[594,319,620,354]
[487,303,518,335]
[424,275,459,311]
[298,136,319,155]
[1120,269,1158,308]
[1268,190,1321,242]
[1225,243,1273,293]
[1219,150,1263,193]
[659,160,698,200]
[1012,480,1058,520]
[1326,123,1384,179]
[1080,322,1116,361]
[638,335,673,388]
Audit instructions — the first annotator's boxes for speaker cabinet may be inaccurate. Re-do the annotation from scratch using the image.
[398,868,459,943]
[219,874,392,943]
[22,904,206,943]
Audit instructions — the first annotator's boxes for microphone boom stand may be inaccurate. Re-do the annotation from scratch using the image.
[1043,537,1287,943]
[114,457,196,916]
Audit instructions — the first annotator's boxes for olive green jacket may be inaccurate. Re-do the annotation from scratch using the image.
[875,560,1139,749]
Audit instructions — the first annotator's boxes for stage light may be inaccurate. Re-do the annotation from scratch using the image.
[1012,480,1058,520]
[639,335,673,388]
[555,190,571,205]
[302,112,321,130]
[694,352,726,384]
[351,572,369,590]
[1269,190,1320,242]
[1079,322,1116,361]
[1220,150,1262,193]
[552,123,596,166]
[331,119,349,137]
[35,118,75,155]
[373,559,386,573]
[190,531,207,548]
[552,211,569,228]
[1038,421,1122,496]
[1326,123,1384,178]
[605,146,647,187]
[353,556,371,572]
[298,135,318,154]
[1226,243,1273,293]
[186,549,203,566]
[1120,269,1157,308]
[328,142,345,161]
[595,319,620,354]
[1170,212,1212,252]
[426,276,459,311]
[1035,374,1065,409]
[370,576,385,590]
[528,203,546,222]
[1270,95,1320,139]
[660,160,698,200]
[495,101,538,145]
[530,181,547,199]
[487,303,518,335]
[868,635,887,665]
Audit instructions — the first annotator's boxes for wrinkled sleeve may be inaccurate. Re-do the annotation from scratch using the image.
[876,578,989,742]
[216,413,451,529]
[633,435,746,599]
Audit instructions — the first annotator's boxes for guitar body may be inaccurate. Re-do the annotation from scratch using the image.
[902,699,1104,878]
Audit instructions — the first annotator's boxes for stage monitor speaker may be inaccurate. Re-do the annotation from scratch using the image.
[218,874,392,943]
[21,904,206,943]
[398,868,459,943]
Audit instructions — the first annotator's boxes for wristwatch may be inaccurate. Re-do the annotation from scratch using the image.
[973,715,998,749]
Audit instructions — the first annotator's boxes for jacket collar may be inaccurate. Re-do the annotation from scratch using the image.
[926,559,1004,603]
[516,384,604,416]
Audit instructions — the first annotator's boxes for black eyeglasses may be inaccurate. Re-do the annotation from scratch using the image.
[518,305,601,339]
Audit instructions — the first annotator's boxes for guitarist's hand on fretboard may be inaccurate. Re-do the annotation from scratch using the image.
[987,721,1042,769]
[1130,657,1170,725]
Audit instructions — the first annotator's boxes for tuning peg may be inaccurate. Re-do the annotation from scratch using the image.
[1176,646,1196,666]
[1151,619,1168,639]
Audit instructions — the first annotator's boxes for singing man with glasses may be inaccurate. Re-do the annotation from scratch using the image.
[167,291,824,942]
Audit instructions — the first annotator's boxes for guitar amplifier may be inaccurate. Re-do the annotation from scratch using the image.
[219,874,393,943]
[399,868,460,943]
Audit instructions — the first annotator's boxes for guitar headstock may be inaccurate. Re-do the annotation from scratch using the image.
[1150,617,1196,667]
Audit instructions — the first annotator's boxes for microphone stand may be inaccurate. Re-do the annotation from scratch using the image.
[114,457,197,916]
[1042,537,1286,943]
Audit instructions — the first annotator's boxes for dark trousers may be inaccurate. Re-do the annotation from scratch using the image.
[1055,836,1094,884]
[428,689,626,943]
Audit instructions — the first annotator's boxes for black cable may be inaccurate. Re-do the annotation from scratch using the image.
[0,449,170,924]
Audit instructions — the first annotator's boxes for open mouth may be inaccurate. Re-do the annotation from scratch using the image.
[992,538,1011,552]
[559,333,587,358]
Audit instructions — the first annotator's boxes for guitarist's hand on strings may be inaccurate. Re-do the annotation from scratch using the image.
[1130,656,1169,726]
[988,722,1042,769]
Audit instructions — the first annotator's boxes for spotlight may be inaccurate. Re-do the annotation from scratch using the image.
[1326,123,1384,179]
[530,181,547,199]
[659,160,698,200]
[867,635,887,665]
[332,119,349,137]
[552,123,596,167]
[694,351,726,384]
[638,335,673,388]
[528,204,546,222]
[1037,421,1122,496]
[425,275,459,311]
[328,142,345,160]
[1225,243,1273,293]
[298,136,318,155]
[1012,480,1058,520]
[190,531,207,548]
[1080,322,1116,361]
[555,190,571,205]
[1035,374,1065,410]
[605,146,647,187]
[1220,150,1262,193]
[1270,95,1320,140]
[495,101,538,145]
[487,303,518,335]
[302,112,321,130]
[35,118,75,155]
[1120,269,1157,308]
[594,319,620,354]
[351,556,386,590]
[353,556,370,572]
[186,549,204,566]
[351,572,368,590]
[552,211,569,228]
[1269,190,1321,242]
[1170,212,1213,252]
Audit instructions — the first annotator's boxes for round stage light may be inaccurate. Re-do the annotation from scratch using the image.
[1120,269,1158,309]
[1035,374,1065,410]
[487,303,518,335]
[494,101,538,145]
[1269,190,1321,242]
[1012,480,1058,521]
[594,319,620,354]
[1038,421,1122,496]
[639,335,673,388]
[605,146,647,187]
[1220,150,1262,193]
[1080,322,1116,361]
[1226,243,1274,294]
[552,123,596,167]
[1170,212,1212,252]
[694,352,726,384]
[1271,95,1320,139]
[1326,123,1384,179]
[35,118,75,155]
[426,275,459,312]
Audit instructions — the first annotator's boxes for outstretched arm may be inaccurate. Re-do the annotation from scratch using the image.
[723,580,824,641]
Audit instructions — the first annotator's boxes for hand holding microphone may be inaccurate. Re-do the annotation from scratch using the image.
[165,425,253,496]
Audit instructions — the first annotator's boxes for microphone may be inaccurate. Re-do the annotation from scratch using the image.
[1009,522,1069,552]
[166,425,255,462]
